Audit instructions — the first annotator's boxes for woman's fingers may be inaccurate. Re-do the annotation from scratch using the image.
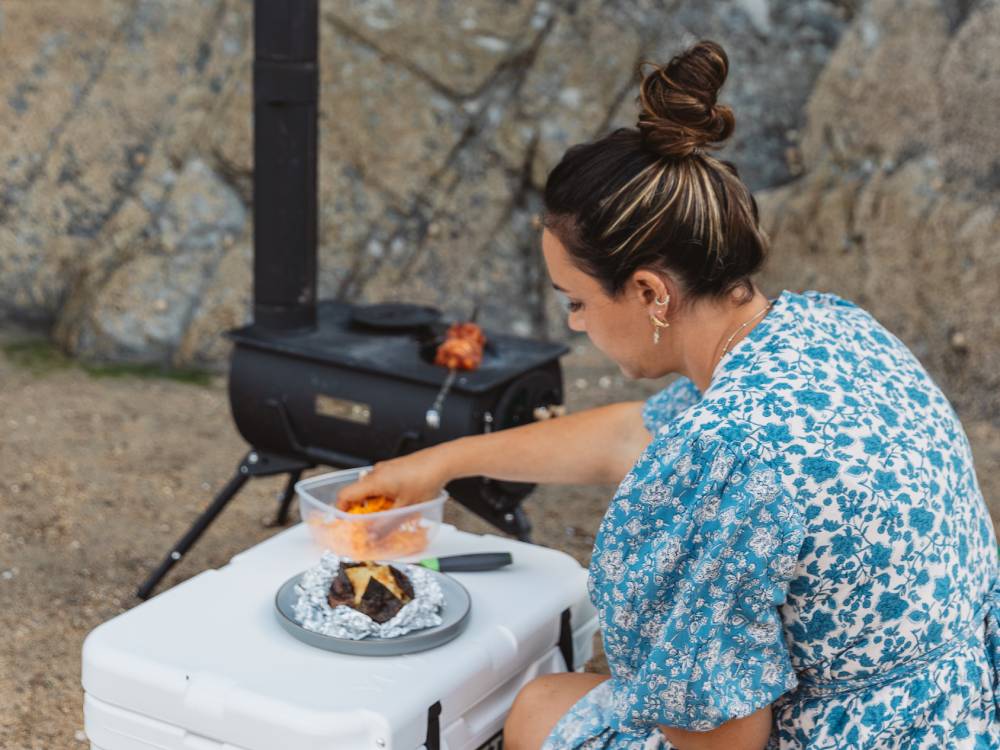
[336,469,392,507]
[333,454,449,509]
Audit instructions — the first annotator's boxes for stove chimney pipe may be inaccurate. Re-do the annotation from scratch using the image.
[252,0,319,332]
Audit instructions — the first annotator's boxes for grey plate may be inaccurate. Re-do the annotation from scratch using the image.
[274,569,471,656]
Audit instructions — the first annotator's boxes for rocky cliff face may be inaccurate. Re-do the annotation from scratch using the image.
[1,0,251,364]
[757,0,1000,422]
[1,0,995,424]
[0,0,850,360]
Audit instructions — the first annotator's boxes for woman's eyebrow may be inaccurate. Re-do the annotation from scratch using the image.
[552,282,568,292]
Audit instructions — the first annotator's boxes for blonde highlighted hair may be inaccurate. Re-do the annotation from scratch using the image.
[544,40,767,305]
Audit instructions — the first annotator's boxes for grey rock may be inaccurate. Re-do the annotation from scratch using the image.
[490,0,643,187]
[2,0,849,349]
[57,158,246,363]
[758,0,1000,428]
[156,159,245,255]
[0,0,229,326]
[324,0,540,96]
[604,0,853,191]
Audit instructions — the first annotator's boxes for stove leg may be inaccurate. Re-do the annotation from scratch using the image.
[136,455,252,600]
[270,470,302,527]
[511,506,532,543]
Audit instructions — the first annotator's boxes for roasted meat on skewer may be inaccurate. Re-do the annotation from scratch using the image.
[434,322,486,371]
[434,337,482,370]
[445,322,485,348]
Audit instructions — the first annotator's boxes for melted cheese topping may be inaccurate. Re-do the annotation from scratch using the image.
[344,564,407,605]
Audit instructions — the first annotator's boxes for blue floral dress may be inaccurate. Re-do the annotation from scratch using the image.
[543,290,1000,749]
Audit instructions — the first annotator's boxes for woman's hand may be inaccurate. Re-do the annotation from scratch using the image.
[336,449,452,509]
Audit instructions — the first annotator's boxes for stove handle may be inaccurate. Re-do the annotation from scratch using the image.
[265,398,369,469]
[391,429,422,458]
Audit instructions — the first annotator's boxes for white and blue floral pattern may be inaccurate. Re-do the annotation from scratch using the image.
[543,290,1000,749]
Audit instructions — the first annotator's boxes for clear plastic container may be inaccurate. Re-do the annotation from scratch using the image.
[295,467,447,560]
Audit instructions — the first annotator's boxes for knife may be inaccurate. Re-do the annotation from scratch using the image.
[418,553,513,572]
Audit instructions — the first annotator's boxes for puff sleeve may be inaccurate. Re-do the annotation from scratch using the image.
[641,377,702,436]
[592,434,805,735]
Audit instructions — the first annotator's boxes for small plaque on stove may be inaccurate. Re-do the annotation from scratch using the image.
[315,394,372,425]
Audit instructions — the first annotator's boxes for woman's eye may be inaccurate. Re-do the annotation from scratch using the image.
[555,290,582,313]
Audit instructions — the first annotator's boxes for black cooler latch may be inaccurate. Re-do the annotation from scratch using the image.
[559,608,575,671]
[424,611,574,750]
[425,701,442,750]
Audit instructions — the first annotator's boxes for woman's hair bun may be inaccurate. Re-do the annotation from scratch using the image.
[636,39,735,160]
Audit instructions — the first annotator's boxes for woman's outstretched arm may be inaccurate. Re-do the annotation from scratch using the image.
[336,401,651,507]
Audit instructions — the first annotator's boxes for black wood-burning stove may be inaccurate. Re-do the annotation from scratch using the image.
[137,0,567,598]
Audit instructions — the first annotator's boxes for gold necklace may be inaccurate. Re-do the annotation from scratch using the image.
[713,299,774,372]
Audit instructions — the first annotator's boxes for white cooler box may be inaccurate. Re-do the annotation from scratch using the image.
[82,524,599,750]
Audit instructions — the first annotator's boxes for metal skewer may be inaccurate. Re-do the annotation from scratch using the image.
[425,367,458,429]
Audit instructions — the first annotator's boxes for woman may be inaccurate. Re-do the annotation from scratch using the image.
[338,41,1000,749]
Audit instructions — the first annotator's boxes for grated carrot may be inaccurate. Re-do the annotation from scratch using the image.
[309,494,430,558]
[308,515,429,559]
[340,495,396,514]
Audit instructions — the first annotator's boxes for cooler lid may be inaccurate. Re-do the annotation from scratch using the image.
[82,525,594,750]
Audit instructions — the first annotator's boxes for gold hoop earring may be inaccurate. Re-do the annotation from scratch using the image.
[651,293,670,344]
[650,314,670,344]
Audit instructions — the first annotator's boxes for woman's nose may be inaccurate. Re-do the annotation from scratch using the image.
[567,312,585,333]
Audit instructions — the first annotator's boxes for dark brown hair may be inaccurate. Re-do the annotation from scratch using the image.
[543,40,766,305]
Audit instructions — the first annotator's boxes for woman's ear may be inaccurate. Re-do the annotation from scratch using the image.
[631,269,672,309]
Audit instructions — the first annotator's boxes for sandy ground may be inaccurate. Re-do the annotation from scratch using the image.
[2,330,998,749]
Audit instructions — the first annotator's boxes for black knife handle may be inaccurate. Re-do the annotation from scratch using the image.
[437,553,513,572]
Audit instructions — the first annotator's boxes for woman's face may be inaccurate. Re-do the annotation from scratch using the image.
[541,228,673,380]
